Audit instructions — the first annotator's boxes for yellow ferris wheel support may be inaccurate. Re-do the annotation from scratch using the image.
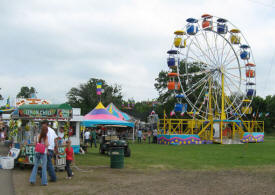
[220,68,226,144]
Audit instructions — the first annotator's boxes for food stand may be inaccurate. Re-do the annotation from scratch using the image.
[11,103,74,169]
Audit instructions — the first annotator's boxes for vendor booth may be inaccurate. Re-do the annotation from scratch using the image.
[10,103,82,169]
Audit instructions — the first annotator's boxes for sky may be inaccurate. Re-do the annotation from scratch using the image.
[0,0,275,106]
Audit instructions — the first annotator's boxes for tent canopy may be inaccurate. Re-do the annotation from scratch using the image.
[106,103,132,121]
[82,102,134,128]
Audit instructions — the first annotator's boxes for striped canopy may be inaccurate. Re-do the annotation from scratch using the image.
[106,103,132,121]
[82,102,134,127]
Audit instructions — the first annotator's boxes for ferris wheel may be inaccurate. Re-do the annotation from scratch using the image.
[167,14,256,120]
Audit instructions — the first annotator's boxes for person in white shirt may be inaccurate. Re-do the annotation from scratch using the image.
[41,120,58,182]
[58,127,65,146]
[84,130,90,146]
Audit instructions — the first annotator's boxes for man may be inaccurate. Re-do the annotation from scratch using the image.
[90,130,97,148]
[137,129,142,143]
[84,130,90,147]
[41,120,57,182]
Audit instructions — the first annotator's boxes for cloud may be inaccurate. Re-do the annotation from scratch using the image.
[0,0,275,106]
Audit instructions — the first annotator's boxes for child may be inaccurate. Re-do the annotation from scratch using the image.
[64,140,74,179]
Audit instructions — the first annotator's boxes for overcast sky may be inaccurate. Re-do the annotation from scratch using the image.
[0,0,275,105]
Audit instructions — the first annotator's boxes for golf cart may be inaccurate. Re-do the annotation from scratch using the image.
[99,133,131,157]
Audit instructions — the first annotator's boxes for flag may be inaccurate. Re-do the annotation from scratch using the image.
[164,110,168,118]
[170,110,175,116]
[252,112,256,117]
[265,113,270,117]
[96,82,102,95]
[151,110,155,115]
[180,112,185,116]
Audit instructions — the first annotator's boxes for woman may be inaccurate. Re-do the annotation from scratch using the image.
[29,126,49,186]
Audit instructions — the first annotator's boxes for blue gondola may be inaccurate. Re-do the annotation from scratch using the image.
[186,18,198,35]
[217,18,228,34]
[187,24,198,35]
[167,58,176,67]
[247,89,255,96]
[246,82,255,85]
[174,103,183,112]
[240,44,250,49]
[240,50,250,60]
[167,50,179,55]
[186,18,198,23]
[176,94,185,98]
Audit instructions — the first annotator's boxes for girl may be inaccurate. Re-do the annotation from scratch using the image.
[29,126,49,186]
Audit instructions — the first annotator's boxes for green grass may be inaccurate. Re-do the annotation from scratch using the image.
[75,136,275,170]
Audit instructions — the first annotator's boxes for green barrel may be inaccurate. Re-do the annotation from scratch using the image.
[110,147,124,169]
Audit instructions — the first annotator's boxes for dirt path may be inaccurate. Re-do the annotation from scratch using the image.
[13,166,275,195]
[0,142,15,195]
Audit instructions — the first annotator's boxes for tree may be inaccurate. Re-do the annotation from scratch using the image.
[17,86,37,98]
[0,88,3,101]
[67,78,123,115]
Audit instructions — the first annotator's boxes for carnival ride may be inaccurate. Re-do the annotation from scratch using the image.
[158,14,264,145]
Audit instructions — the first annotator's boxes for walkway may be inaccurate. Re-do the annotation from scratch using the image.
[0,142,15,195]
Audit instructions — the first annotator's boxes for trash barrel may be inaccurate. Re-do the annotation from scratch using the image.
[110,147,124,169]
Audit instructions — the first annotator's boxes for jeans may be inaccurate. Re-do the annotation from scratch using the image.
[148,136,151,144]
[66,160,72,177]
[29,153,47,185]
[91,138,97,148]
[47,150,57,181]
[138,137,141,143]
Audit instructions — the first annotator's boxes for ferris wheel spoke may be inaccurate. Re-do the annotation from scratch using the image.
[224,79,244,112]
[224,71,246,82]
[191,79,209,112]
[187,48,214,68]
[227,66,246,70]
[224,74,244,96]
[213,31,221,67]
[223,48,241,68]
[212,71,222,114]
[184,72,213,94]
[219,34,228,66]
[192,36,217,66]
[200,30,219,66]
[194,30,214,66]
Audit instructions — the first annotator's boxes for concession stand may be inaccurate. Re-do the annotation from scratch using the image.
[10,103,79,169]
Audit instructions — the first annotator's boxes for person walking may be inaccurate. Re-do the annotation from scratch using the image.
[84,130,90,147]
[29,126,49,186]
[42,120,58,182]
[137,129,142,143]
[90,130,97,148]
[64,140,74,179]
[153,129,158,144]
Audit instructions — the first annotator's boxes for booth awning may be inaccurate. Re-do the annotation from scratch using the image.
[82,102,134,128]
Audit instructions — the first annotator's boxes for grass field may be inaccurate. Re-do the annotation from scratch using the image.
[13,136,275,194]
[76,136,275,170]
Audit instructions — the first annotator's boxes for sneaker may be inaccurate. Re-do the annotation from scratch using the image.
[30,182,35,185]
[72,172,74,176]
